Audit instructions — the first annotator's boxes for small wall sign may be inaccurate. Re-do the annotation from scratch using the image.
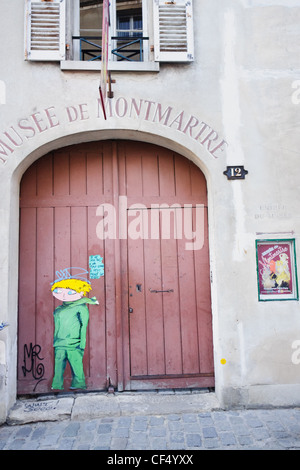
[256,239,298,301]
[223,166,248,180]
[89,255,104,279]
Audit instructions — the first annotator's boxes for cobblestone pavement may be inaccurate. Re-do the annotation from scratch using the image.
[1,407,300,451]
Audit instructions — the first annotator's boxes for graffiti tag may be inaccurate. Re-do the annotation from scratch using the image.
[22,343,46,391]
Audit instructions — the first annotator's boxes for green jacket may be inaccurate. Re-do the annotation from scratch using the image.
[53,297,98,350]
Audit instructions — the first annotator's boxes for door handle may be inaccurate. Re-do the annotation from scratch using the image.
[149,289,174,293]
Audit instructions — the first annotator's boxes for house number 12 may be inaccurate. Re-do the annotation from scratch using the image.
[223,166,248,180]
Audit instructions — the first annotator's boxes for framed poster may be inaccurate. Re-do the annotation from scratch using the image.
[256,239,298,301]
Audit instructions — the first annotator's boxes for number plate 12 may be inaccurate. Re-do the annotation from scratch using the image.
[223,166,248,180]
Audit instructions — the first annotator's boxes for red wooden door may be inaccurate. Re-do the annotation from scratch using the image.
[18,140,214,395]
[118,142,214,389]
[18,143,116,394]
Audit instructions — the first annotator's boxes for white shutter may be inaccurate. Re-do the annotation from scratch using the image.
[153,0,194,62]
[25,0,66,61]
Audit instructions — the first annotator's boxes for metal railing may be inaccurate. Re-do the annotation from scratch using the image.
[72,36,102,61]
[72,36,149,62]
[111,36,149,62]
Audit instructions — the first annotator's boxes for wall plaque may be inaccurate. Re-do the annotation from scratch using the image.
[223,166,248,180]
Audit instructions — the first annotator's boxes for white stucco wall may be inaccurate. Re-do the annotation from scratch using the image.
[0,0,300,422]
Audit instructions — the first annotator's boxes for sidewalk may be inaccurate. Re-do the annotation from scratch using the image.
[1,390,300,450]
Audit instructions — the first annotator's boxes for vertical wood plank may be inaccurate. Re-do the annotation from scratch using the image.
[158,148,176,198]
[111,142,120,388]
[194,208,214,373]
[70,206,90,377]
[143,228,165,376]
[125,143,143,198]
[53,206,71,312]
[103,141,113,197]
[160,213,183,375]
[88,205,107,386]
[54,207,71,269]
[18,208,37,383]
[190,162,207,203]
[142,148,159,197]
[87,150,104,198]
[20,163,37,200]
[69,152,87,197]
[37,153,53,197]
[53,151,70,196]
[127,231,147,376]
[174,153,191,197]
[177,227,200,375]
[36,207,54,387]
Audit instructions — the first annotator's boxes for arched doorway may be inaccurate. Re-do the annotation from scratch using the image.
[18,140,214,394]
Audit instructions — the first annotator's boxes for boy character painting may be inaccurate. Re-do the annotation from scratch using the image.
[51,277,98,390]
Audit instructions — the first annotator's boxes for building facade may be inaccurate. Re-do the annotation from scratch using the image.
[0,0,300,423]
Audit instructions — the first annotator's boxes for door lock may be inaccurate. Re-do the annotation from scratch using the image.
[129,307,133,313]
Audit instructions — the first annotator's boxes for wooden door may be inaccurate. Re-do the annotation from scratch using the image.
[118,142,214,389]
[18,140,214,395]
[18,142,117,394]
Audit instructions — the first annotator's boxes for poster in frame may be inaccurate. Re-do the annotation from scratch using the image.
[256,239,299,301]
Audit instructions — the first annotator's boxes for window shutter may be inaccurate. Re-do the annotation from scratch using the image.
[25,0,66,61]
[153,0,194,62]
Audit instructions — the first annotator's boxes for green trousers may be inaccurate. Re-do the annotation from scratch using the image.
[52,347,86,390]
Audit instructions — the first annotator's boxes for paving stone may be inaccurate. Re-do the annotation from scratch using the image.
[182,413,198,422]
[265,420,285,432]
[118,416,132,427]
[167,414,181,421]
[237,434,254,446]
[129,431,149,445]
[111,437,128,450]
[245,418,264,428]
[203,438,220,449]
[150,437,168,449]
[133,421,148,431]
[150,427,166,437]
[202,426,218,438]
[168,420,183,431]
[40,432,60,447]
[16,425,33,438]
[219,431,237,446]
[169,431,185,443]
[198,414,214,426]
[186,433,202,448]
[231,424,251,436]
[114,426,130,438]
[250,427,270,440]
[31,426,46,440]
[97,423,112,434]
[63,422,80,437]
[150,416,164,426]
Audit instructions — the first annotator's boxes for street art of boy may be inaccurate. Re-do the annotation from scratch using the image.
[51,278,98,390]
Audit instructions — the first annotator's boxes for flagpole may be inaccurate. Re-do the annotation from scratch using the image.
[99,0,110,120]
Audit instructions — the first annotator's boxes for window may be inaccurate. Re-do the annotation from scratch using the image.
[73,0,146,62]
[114,2,144,61]
[77,0,103,61]
[24,0,194,65]
[117,9,143,37]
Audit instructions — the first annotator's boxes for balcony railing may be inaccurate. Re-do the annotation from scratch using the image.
[72,36,149,62]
